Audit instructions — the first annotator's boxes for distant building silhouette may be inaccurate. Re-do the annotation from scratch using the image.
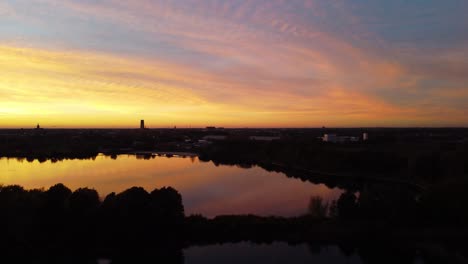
[323,134,337,143]
[363,133,369,141]
[36,124,40,129]
[323,134,359,143]
[140,120,145,129]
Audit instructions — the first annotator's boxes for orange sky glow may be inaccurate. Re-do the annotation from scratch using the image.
[1,1,467,128]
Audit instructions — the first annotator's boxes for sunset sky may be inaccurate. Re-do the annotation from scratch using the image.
[1,0,467,128]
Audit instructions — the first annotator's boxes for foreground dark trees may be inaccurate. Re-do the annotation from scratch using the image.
[0,184,184,257]
[1,181,468,264]
[2,182,468,248]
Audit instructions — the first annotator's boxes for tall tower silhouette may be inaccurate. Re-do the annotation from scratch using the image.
[140,120,145,129]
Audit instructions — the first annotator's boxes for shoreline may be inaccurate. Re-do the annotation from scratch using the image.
[0,151,199,160]
[128,151,198,157]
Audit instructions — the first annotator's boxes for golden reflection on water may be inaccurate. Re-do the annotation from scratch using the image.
[0,155,343,217]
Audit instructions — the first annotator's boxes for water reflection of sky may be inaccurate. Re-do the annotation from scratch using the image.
[185,243,362,264]
[0,155,343,217]
[185,242,426,264]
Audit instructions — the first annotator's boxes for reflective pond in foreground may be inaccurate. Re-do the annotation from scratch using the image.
[184,242,426,264]
[0,154,343,217]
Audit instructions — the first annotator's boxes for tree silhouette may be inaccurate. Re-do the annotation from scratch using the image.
[336,191,358,220]
[308,196,328,218]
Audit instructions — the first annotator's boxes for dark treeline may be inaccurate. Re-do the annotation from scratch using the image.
[3,152,186,164]
[0,183,184,259]
[198,136,468,222]
[199,137,468,185]
[186,186,468,245]
[0,129,153,160]
[0,128,201,160]
[3,128,468,180]
[2,183,468,256]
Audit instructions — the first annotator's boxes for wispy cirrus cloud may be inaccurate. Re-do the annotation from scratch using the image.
[1,0,467,127]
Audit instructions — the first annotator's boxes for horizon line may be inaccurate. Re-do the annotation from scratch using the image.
[1,126,467,130]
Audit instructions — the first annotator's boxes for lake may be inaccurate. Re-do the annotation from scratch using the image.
[0,154,343,217]
[184,242,425,264]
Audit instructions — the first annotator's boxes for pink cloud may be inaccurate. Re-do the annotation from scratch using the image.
[3,0,467,126]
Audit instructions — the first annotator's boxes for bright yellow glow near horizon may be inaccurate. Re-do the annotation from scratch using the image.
[1,44,467,128]
[1,1,468,128]
[0,45,222,128]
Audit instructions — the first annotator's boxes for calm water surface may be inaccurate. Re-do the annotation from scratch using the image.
[184,242,425,264]
[0,154,343,217]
